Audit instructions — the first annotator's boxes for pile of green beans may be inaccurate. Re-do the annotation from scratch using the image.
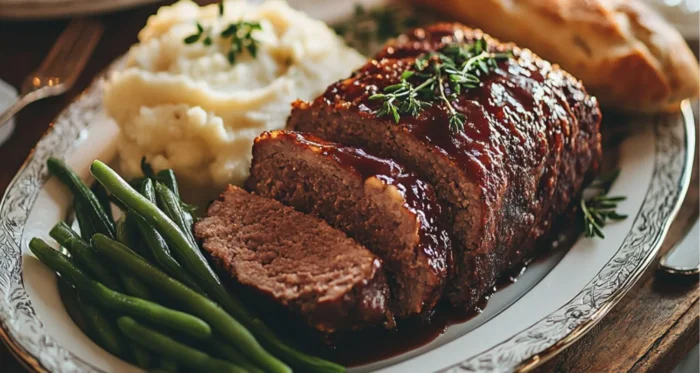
[30,157,345,373]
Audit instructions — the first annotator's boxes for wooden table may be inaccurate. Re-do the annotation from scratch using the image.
[0,2,697,372]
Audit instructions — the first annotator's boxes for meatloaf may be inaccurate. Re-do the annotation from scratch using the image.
[194,186,392,332]
[289,23,602,307]
[247,130,452,317]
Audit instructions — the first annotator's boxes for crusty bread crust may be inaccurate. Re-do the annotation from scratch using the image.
[412,0,699,113]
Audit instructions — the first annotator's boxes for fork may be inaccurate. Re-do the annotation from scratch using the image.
[0,18,103,130]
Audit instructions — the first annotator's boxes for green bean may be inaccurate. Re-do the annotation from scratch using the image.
[136,179,204,294]
[118,317,248,373]
[91,160,340,372]
[50,222,122,291]
[119,274,153,300]
[140,177,157,202]
[115,214,149,258]
[30,238,212,340]
[156,169,181,199]
[76,292,126,358]
[91,233,289,373]
[47,157,115,238]
[129,344,152,369]
[60,266,142,366]
[58,277,93,340]
[91,162,213,291]
[132,213,204,294]
[74,199,97,242]
[154,182,196,246]
[182,211,194,237]
[155,169,197,218]
[143,176,195,234]
[57,248,149,367]
[158,357,179,373]
[252,318,346,372]
[115,216,134,248]
[115,216,153,300]
[91,181,115,228]
[210,341,265,373]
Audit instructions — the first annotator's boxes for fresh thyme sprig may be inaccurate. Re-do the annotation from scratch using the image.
[373,70,433,123]
[183,1,262,65]
[220,20,262,64]
[580,169,628,239]
[184,22,209,45]
[369,38,510,132]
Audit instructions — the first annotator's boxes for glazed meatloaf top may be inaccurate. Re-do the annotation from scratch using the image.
[194,186,392,332]
[289,23,602,306]
[248,130,451,316]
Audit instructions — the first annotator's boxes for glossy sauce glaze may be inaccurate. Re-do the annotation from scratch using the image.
[317,23,599,252]
[308,23,601,308]
[324,25,570,195]
[289,131,452,275]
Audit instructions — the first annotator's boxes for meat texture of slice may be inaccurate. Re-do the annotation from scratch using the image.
[288,23,602,307]
[247,130,452,317]
[194,186,392,332]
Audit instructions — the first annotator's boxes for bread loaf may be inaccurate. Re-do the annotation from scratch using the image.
[411,0,699,112]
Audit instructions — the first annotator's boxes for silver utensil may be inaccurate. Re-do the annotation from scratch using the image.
[659,216,700,276]
[0,18,103,130]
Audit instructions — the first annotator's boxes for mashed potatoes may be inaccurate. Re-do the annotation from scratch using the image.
[104,0,365,194]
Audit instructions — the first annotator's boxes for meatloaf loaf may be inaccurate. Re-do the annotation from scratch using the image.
[289,23,602,307]
[247,130,452,317]
[194,186,392,332]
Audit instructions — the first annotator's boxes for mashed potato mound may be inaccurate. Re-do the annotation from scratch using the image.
[104,0,365,194]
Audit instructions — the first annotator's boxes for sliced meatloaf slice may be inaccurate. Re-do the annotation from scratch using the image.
[288,23,602,307]
[247,130,451,317]
[194,186,392,332]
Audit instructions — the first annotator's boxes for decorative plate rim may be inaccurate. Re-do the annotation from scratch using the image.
[0,63,694,373]
[439,101,695,373]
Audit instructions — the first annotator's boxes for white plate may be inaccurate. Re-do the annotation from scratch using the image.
[0,5,696,373]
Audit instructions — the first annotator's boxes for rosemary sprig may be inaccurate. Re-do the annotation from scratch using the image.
[580,169,628,239]
[369,38,510,132]
[183,1,261,65]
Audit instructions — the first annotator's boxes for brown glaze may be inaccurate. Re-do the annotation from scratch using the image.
[289,131,452,274]
[314,299,487,367]
[290,23,602,308]
[322,25,583,208]
[249,286,486,368]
